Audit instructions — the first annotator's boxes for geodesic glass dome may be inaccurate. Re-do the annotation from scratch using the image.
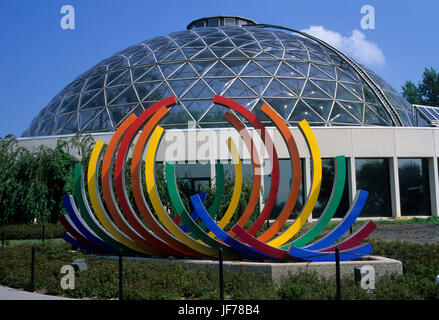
[22,17,415,137]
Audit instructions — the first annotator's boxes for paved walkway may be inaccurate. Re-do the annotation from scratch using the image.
[0,286,73,300]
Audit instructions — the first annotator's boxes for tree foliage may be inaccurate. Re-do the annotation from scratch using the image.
[402,67,439,106]
[0,134,94,225]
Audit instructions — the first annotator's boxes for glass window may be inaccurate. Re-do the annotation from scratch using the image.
[398,158,430,216]
[224,18,235,26]
[356,158,392,217]
[194,21,205,28]
[313,158,350,219]
[208,19,220,27]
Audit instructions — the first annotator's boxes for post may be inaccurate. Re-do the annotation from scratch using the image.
[1,229,4,248]
[119,250,123,300]
[42,225,45,244]
[30,246,35,292]
[335,246,341,300]
[219,247,224,301]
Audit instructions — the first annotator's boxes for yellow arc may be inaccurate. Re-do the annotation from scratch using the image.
[267,119,322,248]
[87,141,152,254]
[145,126,218,257]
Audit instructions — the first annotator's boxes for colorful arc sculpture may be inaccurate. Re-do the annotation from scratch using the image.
[60,95,377,262]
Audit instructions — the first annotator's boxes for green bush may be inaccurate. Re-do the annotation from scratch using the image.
[1,223,65,240]
[0,240,438,300]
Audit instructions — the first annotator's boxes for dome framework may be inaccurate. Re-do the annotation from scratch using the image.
[23,23,414,137]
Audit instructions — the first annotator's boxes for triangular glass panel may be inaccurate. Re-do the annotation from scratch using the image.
[37,118,55,136]
[336,83,362,101]
[224,78,258,98]
[260,39,283,50]
[302,80,332,99]
[285,61,309,77]
[106,70,128,86]
[134,52,156,66]
[241,77,272,95]
[58,95,79,114]
[367,103,393,125]
[202,36,227,46]
[310,80,336,98]
[130,48,152,65]
[264,49,284,59]
[264,98,297,120]
[167,79,197,97]
[135,81,162,101]
[84,74,106,91]
[182,47,204,59]
[337,101,364,123]
[192,48,217,59]
[303,99,334,120]
[190,60,216,76]
[240,49,260,58]
[239,42,262,51]
[199,104,228,123]
[230,33,254,41]
[170,63,198,79]
[263,79,294,97]
[286,50,308,60]
[182,38,205,47]
[222,60,249,76]
[231,98,259,111]
[203,61,235,77]
[309,64,333,80]
[136,66,165,82]
[210,47,235,58]
[55,112,75,133]
[132,65,154,82]
[275,78,304,96]
[80,90,105,109]
[315,64,336,79]
[105,85,129,104]
[107,56,129,69]
[161,104,193,125]
[131,104,145,117]
[254,60,280,75]
[364,104,389,126]
[203,78,234,95]
[223,49,248,59]
[363,86,382,104]
[154,49,177,62]
[276,62,303,77]
[329,103,361,124]
[309,51,332,64]
[290,100,325,123]
[57,114,78,135]
[340,82,363,100]
[182,99,213,121]
[336,67,359,83]
[162,49,185,62]
[159,63,183,79]
[282,41,305,50]
[82,110,112,132]
[144,82,175,101]
[181,79,215,99]
[250,99,271,122]
[79,108,104,130]
[211,38,236,48]
[108,104,137,126]
[110,85,139,105]
[230,38,253,47]
[240,61,271,77]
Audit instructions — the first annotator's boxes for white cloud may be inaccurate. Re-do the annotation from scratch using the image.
[301,25,385,66]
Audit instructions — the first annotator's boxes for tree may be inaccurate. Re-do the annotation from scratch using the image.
[402,67,439,106]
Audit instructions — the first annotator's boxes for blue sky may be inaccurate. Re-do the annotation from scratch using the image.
[0,0,438,137]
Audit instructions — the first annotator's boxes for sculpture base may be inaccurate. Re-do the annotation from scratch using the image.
[99,255,402,284]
